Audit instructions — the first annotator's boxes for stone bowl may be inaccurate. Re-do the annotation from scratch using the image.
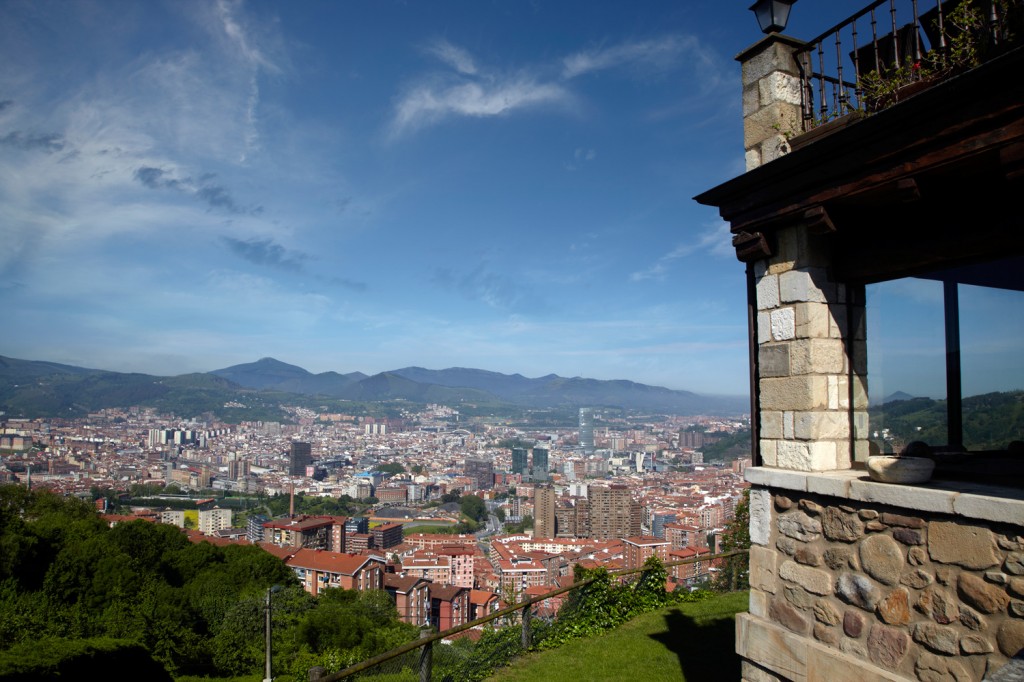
[866,455,935,484]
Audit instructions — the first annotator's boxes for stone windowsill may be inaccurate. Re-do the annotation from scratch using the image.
[744,466,1024,526]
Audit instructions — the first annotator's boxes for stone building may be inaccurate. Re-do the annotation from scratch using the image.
[697,2,1024,680]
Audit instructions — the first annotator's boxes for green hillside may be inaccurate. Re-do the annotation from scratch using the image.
[869,391,1024,451]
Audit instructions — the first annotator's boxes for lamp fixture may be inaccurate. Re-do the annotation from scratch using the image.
[750,0,797,34]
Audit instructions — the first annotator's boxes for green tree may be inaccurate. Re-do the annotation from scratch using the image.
[459,494,487,523]
[713,489,750,592]
[503,514,533,534]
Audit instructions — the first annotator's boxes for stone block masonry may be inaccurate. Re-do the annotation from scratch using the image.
[746,489,1024,681]
[754,245,869,470]
[739,36,805,171]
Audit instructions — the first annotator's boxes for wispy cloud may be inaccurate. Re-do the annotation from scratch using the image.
[214,0,281,74]
[564,147,597,171]
[391,77,571,138]
[391,33,725,139]
[197,180,240,212]
[432,263,548,313]
[134,166,184,191]
[222,236,308,271]
[134,166,248,213]
[0,131,66,153]
[209,0,285,162]
[562,36,703,79]
[425,38,478,75]
[630,220,732,281]
[326,276,368,293]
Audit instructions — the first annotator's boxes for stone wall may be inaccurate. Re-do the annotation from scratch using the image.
[753,223,870,471]
[747,487,1024,681]
[739,35,804,171]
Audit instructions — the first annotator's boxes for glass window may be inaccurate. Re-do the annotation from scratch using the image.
[959,283,1024,450]
[866,278,947,454]
[866,256,1024,457]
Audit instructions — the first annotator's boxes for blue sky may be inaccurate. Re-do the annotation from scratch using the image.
[1,0,880,396]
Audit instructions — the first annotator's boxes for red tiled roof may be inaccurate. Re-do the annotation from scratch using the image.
[185,529,251,547]
[623,536,670,546]
[384,573,428,592]
[287,548,381,575]
[259,542,300,560]
[469,589,498,605]
[428,583,467,600]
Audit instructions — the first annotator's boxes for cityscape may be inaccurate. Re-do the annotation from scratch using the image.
[3,0,1023,680]
[0,399,751,609]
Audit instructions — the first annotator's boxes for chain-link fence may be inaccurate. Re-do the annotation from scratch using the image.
[310,549,747,682]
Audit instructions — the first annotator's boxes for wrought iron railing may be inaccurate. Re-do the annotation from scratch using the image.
[306,549,748,682]
[796,0,1023,130]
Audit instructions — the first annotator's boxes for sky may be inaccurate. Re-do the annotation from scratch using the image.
[1,0,898,396]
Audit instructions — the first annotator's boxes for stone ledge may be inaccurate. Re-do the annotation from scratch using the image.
[737,612,906,682]
[744,466,1024,525]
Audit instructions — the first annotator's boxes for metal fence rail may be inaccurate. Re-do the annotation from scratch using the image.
[308,549,749,682]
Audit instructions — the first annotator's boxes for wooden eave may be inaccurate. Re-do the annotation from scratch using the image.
[694,44,1024,283]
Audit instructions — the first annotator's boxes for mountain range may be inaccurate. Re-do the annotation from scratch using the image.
[0,355,748,419]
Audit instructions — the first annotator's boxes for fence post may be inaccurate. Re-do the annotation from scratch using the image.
[418,628,433,682]
[308,666,325,682]
[521,603,531,649]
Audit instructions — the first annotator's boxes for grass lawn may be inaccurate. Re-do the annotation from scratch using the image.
[487,591,748,682]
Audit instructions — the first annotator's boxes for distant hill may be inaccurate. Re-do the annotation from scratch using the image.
[869,391,1024,451]
[0,357,247,418]
[0,355,748,419]
[210,357,311,389]
[215,360,746,414]
[870,390,917,406]
[211,357,365,396]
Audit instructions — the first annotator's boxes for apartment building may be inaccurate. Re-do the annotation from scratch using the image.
[286,549,385,596]
[622,536,670,571]
[198,506,232,535]
[588,484,641,540]
[384,574,430,626]
[533,484,556,539]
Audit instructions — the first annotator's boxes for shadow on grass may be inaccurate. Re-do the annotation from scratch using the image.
[648,606,740,682]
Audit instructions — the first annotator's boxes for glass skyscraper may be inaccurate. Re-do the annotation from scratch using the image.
[532,447,549,481]
[578,408,595,455]
[511,447,529,476]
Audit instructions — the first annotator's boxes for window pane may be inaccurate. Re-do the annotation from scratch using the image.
[866,279,947,454]
[958,283,1024,451]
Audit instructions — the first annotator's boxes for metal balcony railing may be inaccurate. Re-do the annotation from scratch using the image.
[796,0,1023,131]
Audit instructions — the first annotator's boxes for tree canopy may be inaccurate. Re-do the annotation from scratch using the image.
[0,484,416,679]
[459,494,487,523]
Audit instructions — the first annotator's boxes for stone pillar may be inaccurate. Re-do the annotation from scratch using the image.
[753,222,870,471]
[738,34,805,171]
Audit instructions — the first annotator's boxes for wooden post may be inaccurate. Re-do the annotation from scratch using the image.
[418,628,433,682]
[521,604,531,649]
